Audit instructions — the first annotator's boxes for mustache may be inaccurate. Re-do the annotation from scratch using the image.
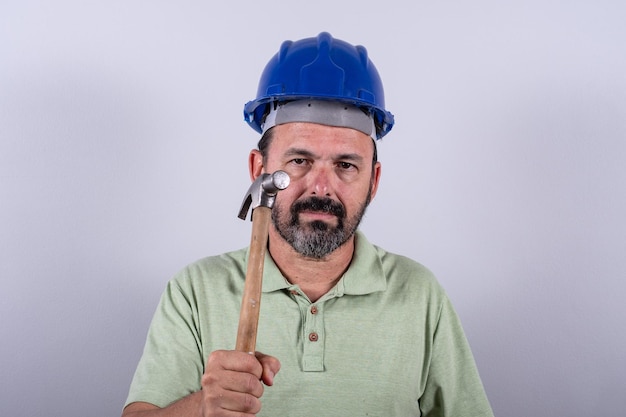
[291,197,345,218]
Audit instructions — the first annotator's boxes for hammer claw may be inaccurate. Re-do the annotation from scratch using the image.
[238,170,290,221]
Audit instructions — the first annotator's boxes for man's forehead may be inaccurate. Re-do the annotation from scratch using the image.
[271,122,372,145]
[267,123,377,161]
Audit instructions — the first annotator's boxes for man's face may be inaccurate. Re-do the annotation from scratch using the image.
[257,122,381,259]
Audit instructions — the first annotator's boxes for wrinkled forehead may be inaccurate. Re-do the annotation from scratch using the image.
[261,100,377,141]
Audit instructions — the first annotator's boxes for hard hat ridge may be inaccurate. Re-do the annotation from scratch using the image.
[243,32,394,139]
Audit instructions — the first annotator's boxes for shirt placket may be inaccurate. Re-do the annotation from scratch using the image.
[288,287,326,372]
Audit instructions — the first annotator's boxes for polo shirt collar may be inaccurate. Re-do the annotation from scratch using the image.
[259,231,387,296]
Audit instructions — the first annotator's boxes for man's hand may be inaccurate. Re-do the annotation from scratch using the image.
[201,350,281,416]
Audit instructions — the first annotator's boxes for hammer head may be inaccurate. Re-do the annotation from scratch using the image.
[238,170,290,221]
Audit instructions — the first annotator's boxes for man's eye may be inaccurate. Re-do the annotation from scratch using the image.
[291,158,307,165]
[338,162,355,170]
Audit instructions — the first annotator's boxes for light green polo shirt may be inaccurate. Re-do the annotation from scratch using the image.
[126,232,493,416]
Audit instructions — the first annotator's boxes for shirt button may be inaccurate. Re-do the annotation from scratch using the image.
[310,306,318,315]
[308,332,319,342]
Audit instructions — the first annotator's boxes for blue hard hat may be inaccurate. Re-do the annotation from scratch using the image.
[243,32,394,139]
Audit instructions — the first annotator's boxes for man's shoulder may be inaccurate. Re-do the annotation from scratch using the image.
[357,233,434,275]
[375,245,434,275]
[169,246,249,288]
[355,232,443,292]
[376,246,441,286]
[364,239,443,292]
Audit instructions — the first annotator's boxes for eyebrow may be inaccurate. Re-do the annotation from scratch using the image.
[336,153,365,164]
[284,148,317,159]
[283,148,365,164]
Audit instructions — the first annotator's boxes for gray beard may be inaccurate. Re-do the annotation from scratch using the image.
[271,192,371,259]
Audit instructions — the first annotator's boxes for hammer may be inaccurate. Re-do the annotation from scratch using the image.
[235,170,290,353]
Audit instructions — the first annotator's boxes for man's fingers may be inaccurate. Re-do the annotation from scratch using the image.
[201,351,267,415]
[207,350,263,375]
[204,351,265,396]
[200,350,280,415]
[220,369,265,398]
[255,352,281,386]
[204,388,262,415]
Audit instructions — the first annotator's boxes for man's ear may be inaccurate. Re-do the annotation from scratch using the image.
[248,149,264,181]
[369,161,382,201]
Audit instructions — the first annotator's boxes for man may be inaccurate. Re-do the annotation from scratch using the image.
[122,32,494,417]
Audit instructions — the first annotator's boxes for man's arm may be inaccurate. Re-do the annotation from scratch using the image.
[122,393,201,417]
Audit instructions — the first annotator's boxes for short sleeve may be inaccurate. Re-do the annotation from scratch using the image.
[125,277,204,408]
[419,297,494,417]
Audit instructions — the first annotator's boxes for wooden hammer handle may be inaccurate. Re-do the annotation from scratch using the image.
[235,206,271,353]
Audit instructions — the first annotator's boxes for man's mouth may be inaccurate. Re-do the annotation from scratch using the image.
[298,210,337,221]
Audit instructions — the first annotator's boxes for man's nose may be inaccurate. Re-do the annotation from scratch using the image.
[309,165,332,197]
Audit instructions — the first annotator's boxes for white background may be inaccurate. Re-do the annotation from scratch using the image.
[1,1,625,416]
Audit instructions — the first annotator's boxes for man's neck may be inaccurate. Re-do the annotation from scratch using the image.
[267,228,355,303]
